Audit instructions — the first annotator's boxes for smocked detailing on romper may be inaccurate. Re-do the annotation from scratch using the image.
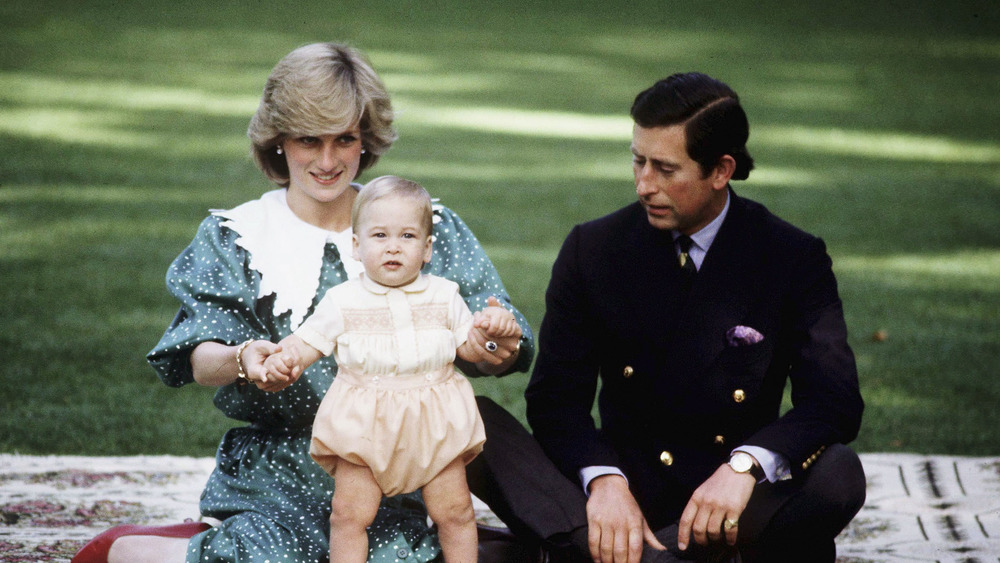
[298,274,485,496]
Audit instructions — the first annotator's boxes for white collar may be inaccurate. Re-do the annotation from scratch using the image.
[359,272,431,295]
[213,188,363,330]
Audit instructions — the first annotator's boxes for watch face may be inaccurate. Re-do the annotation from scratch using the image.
[730,453,752,472]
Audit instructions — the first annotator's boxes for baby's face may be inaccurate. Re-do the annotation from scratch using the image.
[352,195,433,287]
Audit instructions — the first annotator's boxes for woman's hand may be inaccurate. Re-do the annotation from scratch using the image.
[191,340,303,392]
[466,296,522,374]
[242,340,305,392]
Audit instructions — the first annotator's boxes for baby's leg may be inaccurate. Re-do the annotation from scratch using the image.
[330,460,383,563]
[422,458,478,562]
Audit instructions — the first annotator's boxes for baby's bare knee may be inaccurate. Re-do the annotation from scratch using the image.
[427,495,475,531]
[330,494,378,530]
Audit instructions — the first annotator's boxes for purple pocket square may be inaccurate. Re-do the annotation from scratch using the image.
[727,325,764,347]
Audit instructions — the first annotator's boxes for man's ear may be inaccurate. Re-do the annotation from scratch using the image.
[712,155,737,190]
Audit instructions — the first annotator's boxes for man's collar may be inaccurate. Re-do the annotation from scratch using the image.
[674,189,731,251]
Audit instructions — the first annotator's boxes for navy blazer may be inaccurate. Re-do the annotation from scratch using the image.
[526,190,863,528]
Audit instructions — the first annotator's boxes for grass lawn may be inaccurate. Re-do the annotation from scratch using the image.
[1,0,998,457]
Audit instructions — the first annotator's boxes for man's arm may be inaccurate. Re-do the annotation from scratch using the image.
[526,226,617,473]
[679,235,863,551]
[735,446,790,482]
[741,236,864,472]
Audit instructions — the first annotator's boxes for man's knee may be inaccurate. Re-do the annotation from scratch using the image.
[810,444,867,520]
[470,395,590,548]
[778,444,866,538]
[476,395,525,434]
[741,444,866,561]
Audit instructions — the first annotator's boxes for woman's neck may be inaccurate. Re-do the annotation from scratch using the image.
[285,187,357,232]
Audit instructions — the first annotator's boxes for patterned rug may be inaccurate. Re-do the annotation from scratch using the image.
[837,453,1000,562]
[1,453,998,562]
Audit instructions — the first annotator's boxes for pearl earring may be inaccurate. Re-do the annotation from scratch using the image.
[361,149,367,154]
[276,146,283,155]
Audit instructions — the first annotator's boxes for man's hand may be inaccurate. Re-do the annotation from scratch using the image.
[586,474,666,562]
[677,463,756,551]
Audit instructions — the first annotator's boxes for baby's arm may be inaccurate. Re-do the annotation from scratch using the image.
[263,334,324,381]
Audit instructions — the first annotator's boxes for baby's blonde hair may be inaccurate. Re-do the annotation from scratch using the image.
[352,176,433,236]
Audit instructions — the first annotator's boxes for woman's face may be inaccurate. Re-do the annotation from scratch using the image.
[281,125,363,207]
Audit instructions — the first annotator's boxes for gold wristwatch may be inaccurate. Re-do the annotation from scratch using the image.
[729,452,765,481]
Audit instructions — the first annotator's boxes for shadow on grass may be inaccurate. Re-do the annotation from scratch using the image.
[1,0,998,456]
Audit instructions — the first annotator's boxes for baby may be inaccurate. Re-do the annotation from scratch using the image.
[264,175,520,562]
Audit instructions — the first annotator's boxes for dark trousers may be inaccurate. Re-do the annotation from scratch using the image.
[467,397,589,562]
[468,397,866,563]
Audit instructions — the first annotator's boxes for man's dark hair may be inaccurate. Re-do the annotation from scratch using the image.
[630,72,754,180]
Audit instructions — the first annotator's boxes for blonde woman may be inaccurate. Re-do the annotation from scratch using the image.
[72,43,532,563]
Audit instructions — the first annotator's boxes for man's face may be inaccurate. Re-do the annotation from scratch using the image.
[631,123,729,234]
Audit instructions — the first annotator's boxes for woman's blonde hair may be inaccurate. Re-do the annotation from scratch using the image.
[248,43,397,186]
[352,176,433,236]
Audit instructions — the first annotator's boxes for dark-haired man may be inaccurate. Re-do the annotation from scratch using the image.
[524,72,866,562]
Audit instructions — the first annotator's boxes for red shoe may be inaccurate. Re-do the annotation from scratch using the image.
[71,521,211,563]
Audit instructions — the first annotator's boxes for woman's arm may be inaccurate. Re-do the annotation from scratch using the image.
[427,205,535,377]
[190,339,295,392]
[148,215,273,388]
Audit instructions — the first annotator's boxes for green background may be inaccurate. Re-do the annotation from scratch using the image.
[2,1,998,456]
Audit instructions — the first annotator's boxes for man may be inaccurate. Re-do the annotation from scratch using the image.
[524,72,866,562]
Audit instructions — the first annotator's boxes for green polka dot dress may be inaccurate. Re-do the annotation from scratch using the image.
[147,189,534,563]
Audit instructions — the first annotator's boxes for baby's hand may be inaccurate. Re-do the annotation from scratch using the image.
[473,297,521,338]
[263,351,299,382]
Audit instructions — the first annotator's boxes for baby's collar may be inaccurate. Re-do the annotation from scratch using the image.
[359,272,430,294]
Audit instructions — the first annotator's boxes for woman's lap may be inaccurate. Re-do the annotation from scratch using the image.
[191,425,442,562]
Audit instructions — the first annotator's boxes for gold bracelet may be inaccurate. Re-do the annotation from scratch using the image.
[235,339,254,384]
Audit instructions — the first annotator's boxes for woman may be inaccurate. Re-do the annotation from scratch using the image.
[71,42,532,563]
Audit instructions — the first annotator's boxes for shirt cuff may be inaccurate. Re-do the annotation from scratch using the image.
[733,446,792,482]
[579,466,628,496]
